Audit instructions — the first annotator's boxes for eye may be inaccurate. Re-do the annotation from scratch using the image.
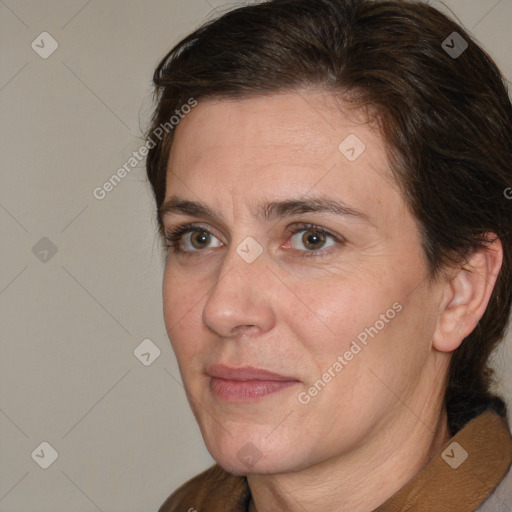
[164,223,223,253]
[286,223,343,258]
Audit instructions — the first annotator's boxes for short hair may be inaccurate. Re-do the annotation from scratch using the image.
[145,0,512,434]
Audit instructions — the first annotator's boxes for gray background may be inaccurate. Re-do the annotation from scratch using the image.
[1,0,511,510]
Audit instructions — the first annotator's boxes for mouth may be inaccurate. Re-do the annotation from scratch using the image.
[206,364,301,402]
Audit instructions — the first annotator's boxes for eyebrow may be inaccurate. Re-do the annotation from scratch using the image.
[159,195,372,225]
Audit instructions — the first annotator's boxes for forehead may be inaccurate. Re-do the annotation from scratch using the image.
[169,91,379,170]
[165,91,404,228]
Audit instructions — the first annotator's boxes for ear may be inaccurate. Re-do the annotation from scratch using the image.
[433,234,503,353]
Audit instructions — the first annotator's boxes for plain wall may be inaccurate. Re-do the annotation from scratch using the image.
[1,0,511,510]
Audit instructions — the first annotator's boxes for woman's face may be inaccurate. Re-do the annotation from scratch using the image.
[162,91,447,475]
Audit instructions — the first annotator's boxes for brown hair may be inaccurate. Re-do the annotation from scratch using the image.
[145,0,512,434]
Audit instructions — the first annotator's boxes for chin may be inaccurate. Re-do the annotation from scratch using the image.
[204,433,309,477]
[213,455,288,477]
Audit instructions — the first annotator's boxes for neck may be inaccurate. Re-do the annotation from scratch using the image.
[247,389,451,512]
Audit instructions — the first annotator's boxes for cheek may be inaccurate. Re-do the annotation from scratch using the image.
[288,275,396,354]
[284,267,420,391]
[162,261,206,318]
[162,264,206,360]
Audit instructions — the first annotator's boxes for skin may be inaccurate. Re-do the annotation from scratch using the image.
[161,91,502,511]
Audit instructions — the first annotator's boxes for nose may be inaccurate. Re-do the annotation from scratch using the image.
[202,241,275,339]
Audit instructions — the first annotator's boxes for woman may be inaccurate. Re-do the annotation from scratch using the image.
[145,0,512,510]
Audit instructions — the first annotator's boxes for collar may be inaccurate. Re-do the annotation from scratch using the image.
[375,410,512,511]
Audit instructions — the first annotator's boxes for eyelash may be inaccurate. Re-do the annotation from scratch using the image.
[164,222,345,259]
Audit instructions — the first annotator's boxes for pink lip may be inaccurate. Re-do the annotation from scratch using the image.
[207,364,300,402]
[207,364,296,381]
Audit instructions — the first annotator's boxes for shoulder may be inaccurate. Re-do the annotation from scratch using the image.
[158,464,250,512]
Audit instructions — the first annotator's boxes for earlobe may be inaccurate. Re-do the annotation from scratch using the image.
[433,235,503,353]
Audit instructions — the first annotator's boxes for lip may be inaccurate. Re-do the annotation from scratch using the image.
[207,364,300,402]
[206,364,297,382]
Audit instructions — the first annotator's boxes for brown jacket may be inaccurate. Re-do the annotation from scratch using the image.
[159,411,512,511]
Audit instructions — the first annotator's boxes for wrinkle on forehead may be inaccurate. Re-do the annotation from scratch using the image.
[165,90,405,234]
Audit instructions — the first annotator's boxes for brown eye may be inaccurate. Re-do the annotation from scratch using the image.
[164,224,223,254]
[291,226,337,253]
[301,230,327,250]
[189,230,211,249]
